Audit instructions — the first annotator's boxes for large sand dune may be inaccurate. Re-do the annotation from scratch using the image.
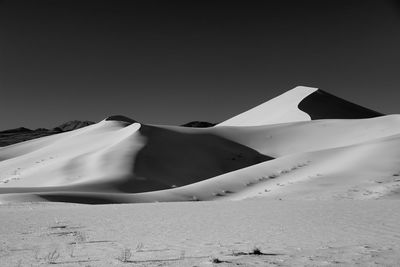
[0,86,398,204]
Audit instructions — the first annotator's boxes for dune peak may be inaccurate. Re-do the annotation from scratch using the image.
[218,86,382,127]
[218,86,318,126]
[104,115,137,124]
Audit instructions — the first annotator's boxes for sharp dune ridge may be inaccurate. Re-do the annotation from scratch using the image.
[1,85,399,204]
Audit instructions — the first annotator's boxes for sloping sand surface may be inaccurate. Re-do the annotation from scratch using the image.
[212,115,400,156]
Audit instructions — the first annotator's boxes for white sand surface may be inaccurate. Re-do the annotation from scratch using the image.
[1,200,400,266]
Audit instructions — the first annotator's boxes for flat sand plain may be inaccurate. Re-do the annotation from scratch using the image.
[1,199,400,266]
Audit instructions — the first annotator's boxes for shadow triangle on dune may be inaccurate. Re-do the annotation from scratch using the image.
[112,124,272,193]
[0,124,272,197]
[298,89,383,120]
[38,193,124,204]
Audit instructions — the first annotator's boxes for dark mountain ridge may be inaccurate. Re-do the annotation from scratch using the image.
[0,120,95,147]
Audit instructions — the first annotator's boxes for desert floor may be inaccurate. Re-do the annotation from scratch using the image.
[1,199,400,266]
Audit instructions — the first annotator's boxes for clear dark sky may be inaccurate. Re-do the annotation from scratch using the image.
[1,0,400,130]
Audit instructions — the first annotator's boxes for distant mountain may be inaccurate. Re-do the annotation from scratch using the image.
[0,120,95,147]
[0,118,218,147]
[0,127,51,147]
[0,127,32,134]
[53,120,95,132]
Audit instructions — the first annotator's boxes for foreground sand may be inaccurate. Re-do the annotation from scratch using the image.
[1,199,400,266]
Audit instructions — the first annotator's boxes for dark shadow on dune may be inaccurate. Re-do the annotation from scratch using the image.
[298,90,383,120]
[105,115,136,124]
[111,125,272,193]
[38,193,123,204]
[102,178,172,194]
[181,121,216,128]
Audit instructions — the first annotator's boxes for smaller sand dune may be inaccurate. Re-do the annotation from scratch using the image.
[0,119,270,200]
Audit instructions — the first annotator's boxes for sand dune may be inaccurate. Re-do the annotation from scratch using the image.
[218,86,382,127]
[0,119,269,198]
[0,86,398,204]
[8,130,398,204]
[212,115,400,156]
[218,86,318,126]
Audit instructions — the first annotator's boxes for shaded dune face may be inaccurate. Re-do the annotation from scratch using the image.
[117,125,272,193]
[39,194,123,204]
[0,124,272,196]
[104,115,136,124]
[298,90,383,120]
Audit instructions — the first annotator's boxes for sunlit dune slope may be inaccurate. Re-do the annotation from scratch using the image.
[211,115,400,157]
